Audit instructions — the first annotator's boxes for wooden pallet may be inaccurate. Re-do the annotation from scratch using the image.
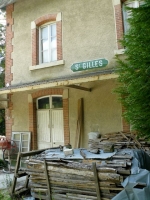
[11,148,49,197]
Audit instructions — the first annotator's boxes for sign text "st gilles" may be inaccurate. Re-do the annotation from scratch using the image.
[71,58,108,72]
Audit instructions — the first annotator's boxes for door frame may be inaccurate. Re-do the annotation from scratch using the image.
[28,88,70,150]
[36,95,64,149]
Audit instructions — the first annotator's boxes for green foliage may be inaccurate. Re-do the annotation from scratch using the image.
[0,158,7,169]
[0,9,5,88]
[0,9,6,135]
[115,0,150,138]
[0,190,12,200]
[0,109,5,134]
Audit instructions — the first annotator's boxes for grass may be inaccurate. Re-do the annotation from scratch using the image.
[0,173,12,200]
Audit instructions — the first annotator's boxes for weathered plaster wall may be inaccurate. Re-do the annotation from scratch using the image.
[12,92,29,131]
[10,79,122,149]
[69,79,122,148]
[7,0,122,149]
[11,0,117,85]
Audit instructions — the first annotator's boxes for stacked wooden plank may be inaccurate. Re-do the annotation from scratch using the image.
[88,132,150,155]
[22,132,150,200]
[26,149,133,200]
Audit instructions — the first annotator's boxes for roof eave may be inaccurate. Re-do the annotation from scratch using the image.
[0,69,118,95]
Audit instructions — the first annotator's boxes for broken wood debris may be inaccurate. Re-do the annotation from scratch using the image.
[26,149,133,200]
[12,132,150,199]
[88,132,150,155]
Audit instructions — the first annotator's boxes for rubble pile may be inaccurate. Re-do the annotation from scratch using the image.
[23,132,150,200]
[26,148,133,200]
[88,132,150,155]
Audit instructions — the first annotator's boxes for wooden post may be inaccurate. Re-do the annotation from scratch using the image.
[44,160,51,200]
[11,152,21,195]
[74,98,83,148]
[92,162,101,200]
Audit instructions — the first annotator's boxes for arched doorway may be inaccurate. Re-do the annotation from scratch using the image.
[36,95,64,149]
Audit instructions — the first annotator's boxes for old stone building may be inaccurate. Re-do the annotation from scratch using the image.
[0,0,138,151]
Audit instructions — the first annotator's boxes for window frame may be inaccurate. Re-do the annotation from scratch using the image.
[36,95,63,110]
[39,22,57,64]
[122,0,144,33]
[30,13,64,71]
[113,0,144,54]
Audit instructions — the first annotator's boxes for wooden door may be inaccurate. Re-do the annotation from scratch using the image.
[52,109,64,147]
[37,110,51,149]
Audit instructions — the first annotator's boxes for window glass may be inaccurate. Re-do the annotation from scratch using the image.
[40,23,57,63]
[51,37,57,48]
[123,1,140,33]
[42,40,49,51]
[42,51,49,63]
[41,27,48,39]
[52,97,63,108]
[51,49,57,61]
[51,24,56,36]
[38,97,50,109]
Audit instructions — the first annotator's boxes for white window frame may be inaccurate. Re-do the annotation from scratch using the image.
[39,22,57,64]
[122,0,144,33]
[12,131,31,167]
[12,132,31,152]
[36,95,63,110]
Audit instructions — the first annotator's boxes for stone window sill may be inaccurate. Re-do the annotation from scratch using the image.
[114,49,125,55]
[29,60,65,71]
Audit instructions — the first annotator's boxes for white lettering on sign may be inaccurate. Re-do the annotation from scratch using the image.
[71,58,108,72]
[75,64,79,70]
[95,60,98,67]
[81,60,103,70]
[99,60,102,66]
[83,63,86,69]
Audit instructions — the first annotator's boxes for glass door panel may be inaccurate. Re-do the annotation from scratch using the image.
[38,97,50,109]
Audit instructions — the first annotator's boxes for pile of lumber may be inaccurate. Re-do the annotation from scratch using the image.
[88,132,150,155]
[23,132,150,200]
[26,149,133,200]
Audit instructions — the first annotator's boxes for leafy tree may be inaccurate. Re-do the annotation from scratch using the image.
[0,9,5,135]
[115,0,150,138]
[0,9,5,87]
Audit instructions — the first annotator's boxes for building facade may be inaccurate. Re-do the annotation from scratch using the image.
[0,0,132,151]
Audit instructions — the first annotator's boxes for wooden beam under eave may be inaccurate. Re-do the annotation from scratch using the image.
[67,85,91,92]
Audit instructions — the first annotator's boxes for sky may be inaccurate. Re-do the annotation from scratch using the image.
[0,9,5,72]
[0,9,5,25]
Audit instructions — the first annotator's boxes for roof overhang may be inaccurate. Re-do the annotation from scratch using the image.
[0,70,118,95]
[0,0,16,9]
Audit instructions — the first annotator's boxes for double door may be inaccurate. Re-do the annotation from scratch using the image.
[37,95,64,149]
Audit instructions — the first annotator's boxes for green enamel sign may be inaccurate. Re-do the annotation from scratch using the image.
[71,58,108,72]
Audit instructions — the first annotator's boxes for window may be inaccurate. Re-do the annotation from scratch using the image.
[37,95,63,109]
[12,132,31,167]
[40,23,57,63]
[38,97,50,109]
[30,13,64,70]
[113,0,143,53]
[122,0,144,33]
